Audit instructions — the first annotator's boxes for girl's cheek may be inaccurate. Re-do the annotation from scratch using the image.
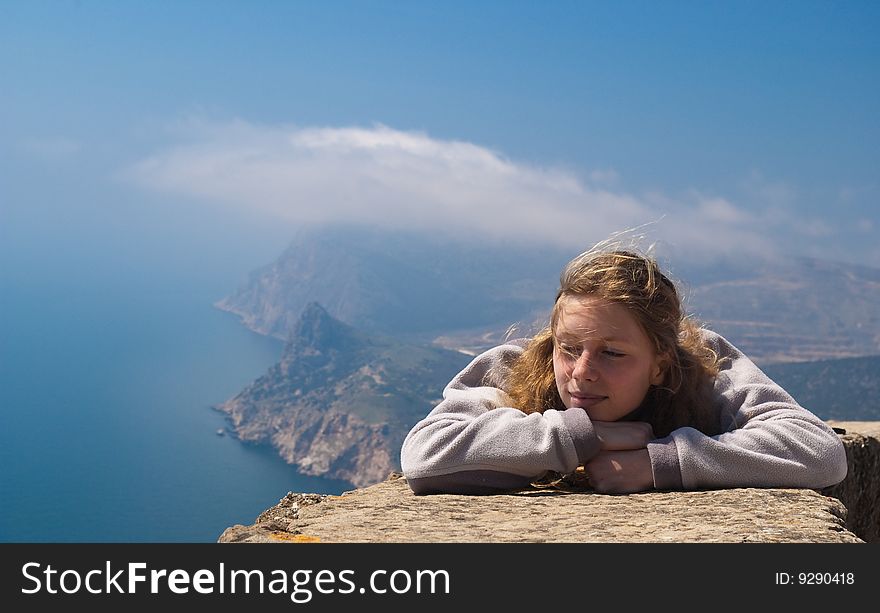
[553,354,571,377]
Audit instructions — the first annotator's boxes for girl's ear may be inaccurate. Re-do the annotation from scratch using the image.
[650,353,668,386]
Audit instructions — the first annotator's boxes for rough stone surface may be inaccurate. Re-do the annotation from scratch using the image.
[822,421,880,543]
[218,475,859,543]
[219,422,878,544]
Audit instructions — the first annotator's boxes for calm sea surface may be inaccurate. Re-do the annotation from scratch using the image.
[0,274,351,542]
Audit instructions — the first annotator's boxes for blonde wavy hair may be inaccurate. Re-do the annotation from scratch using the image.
[505,246,722,437]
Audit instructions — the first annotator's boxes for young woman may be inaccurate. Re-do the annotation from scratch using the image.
[400,247,848,495]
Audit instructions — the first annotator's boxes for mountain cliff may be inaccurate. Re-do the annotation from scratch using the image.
[215,227,880,363]
[214,302,472,487]
[214,225,568,342]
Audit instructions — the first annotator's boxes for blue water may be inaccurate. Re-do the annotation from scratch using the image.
[0,274,352,543]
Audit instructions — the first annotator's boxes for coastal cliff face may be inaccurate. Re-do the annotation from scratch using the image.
[215,302,471,488]
[218,421,880,544]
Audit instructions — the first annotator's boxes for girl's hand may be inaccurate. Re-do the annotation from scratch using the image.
[584,449,654,494]
[593,420,655,451]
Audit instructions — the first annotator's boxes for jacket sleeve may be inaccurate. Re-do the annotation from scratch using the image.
[400,342,602,495]
[647,330,848,490]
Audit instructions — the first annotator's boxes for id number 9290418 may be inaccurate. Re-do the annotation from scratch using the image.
[774,572,854,585]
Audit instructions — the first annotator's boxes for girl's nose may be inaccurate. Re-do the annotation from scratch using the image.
[571,351,598,381]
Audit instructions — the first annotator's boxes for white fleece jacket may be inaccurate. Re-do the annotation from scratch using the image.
[400,330,848,494]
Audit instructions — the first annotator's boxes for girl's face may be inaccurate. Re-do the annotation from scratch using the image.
[552,295,665,421]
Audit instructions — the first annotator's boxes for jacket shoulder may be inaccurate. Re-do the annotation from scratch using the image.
[454,339,527,389]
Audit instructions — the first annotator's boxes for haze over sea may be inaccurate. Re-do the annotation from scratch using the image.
[0,261,351,543]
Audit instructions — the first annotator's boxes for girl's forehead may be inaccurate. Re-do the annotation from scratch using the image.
[554,296,641,341]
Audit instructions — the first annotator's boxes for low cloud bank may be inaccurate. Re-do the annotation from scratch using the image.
[127,119,816,261]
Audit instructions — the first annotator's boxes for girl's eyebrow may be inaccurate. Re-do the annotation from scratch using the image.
[602,336,634,345]
[555,332,634,346]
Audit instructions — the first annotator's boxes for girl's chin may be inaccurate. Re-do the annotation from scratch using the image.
[584,408,609,421]
[566,403,626,422]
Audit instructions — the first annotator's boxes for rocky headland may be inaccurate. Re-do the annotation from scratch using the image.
[215,302,471,487]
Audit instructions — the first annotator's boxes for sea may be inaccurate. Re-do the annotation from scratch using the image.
[0,270,352,543]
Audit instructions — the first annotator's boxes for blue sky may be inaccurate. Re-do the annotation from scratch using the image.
[2,0,878,278]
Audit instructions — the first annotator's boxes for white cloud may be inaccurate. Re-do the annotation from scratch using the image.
[126,119,803,260]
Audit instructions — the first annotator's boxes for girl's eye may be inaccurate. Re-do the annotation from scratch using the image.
[603,350,625,358]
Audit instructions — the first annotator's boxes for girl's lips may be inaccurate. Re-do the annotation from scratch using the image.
[569,393,606,408]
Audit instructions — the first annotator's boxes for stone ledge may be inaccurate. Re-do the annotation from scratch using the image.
[822,421,880,543]
[219,421,879,544]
